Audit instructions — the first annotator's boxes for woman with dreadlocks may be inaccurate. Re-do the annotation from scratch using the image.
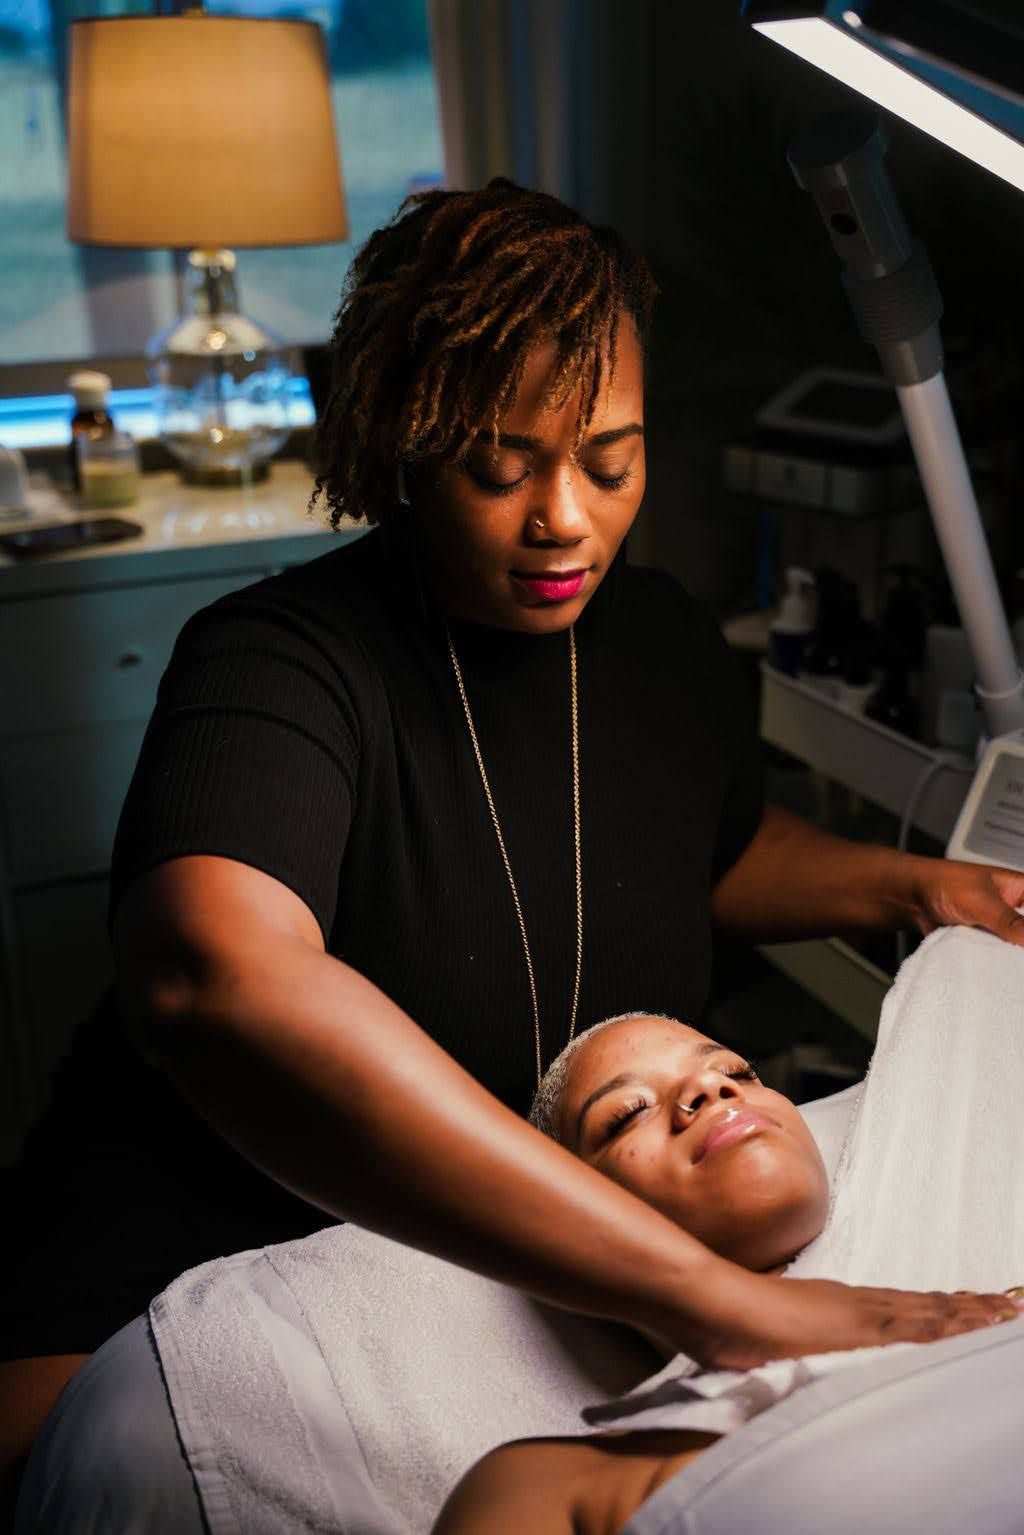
[6,179,1024,1516]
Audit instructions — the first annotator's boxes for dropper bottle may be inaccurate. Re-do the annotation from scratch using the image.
[66,370,114,492]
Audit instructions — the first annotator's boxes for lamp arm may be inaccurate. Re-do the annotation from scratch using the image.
[897,375,1024,736]
[788,107,1024,737]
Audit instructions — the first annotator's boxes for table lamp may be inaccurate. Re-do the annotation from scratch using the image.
[742,0,1024,874]
[66,10,348,485]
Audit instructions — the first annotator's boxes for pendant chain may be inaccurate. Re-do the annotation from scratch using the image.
[447,625,583,1090]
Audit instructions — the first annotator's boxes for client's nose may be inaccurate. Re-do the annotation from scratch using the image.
[671,1072,745,1132]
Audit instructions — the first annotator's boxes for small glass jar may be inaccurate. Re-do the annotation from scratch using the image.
[76,431,141,510]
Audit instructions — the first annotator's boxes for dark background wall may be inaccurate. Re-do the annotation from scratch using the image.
[616,2,1024,614]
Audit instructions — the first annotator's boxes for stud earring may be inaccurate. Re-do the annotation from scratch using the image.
[397,463,410,507]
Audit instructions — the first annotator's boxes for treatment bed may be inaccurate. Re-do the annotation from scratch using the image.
[17,926,1024,1533]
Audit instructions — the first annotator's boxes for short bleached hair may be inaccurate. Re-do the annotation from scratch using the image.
[528,1011,684,1144]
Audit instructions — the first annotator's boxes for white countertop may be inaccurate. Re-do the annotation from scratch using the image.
[0,459,364,596]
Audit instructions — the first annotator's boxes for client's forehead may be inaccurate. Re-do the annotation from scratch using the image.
[580,1015,709,1071]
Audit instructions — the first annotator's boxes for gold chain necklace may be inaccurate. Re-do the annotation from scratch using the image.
[447,624,583,1089]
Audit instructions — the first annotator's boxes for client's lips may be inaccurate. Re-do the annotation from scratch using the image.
[511,569,588,603]
[694,1106,777,1163]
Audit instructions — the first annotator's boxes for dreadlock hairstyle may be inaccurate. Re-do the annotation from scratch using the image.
[308,178,657,528]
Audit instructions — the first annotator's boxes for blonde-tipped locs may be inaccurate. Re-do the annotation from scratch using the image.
[308,178,657,527]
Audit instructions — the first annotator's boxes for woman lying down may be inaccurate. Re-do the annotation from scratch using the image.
[437,924,1024,1535]
[19,924,1024,1535]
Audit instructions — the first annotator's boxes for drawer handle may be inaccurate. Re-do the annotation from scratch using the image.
[117,649,144,669]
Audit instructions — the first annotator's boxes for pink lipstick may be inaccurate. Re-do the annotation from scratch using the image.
[512,570,587,603]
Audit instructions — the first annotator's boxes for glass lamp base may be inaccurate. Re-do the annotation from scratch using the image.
[150,250,293,494]
[178,459,272,488]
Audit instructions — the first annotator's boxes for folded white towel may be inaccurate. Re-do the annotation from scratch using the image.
[152,1224,658,1534]
[588,925,1024,1437]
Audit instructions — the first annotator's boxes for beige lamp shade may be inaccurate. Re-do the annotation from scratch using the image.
[66,14,348,248]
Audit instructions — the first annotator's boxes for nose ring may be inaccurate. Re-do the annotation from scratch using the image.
[678,1100,699,1116]
[532,516,545,530]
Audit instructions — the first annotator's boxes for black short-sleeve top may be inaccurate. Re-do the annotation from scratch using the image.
[111,528,762,1115]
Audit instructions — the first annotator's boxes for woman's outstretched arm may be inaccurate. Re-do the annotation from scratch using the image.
[711,804,1024,946]
[114,854,1019,1369]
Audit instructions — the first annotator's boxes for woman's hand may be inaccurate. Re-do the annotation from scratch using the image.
[670,1266,1024,1372]
[907,856,1024,948]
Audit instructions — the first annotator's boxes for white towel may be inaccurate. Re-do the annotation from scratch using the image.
[152,1225,658,1534]
[797,923,1024,1292]
[587,925,1024,1437]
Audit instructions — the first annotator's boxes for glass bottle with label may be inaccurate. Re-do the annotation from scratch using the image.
[67,370,114,492]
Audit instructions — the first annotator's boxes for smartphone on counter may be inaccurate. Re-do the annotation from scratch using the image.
[0,516,143,560]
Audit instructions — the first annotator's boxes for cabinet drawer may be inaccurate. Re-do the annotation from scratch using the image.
[0,572,256,736]
[0,722,147,884]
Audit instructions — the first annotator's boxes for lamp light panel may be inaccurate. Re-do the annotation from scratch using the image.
[753,17,1024,194]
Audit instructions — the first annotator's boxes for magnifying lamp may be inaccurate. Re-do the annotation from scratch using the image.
[743,0,1024,874]
[743,1,1024,191]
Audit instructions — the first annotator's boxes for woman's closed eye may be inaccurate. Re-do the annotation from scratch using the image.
[464,456,529,495]
[726,1064,759,1084]
[602,1095,650,1143]
[576,448,638,491]
[585,464,634,491]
